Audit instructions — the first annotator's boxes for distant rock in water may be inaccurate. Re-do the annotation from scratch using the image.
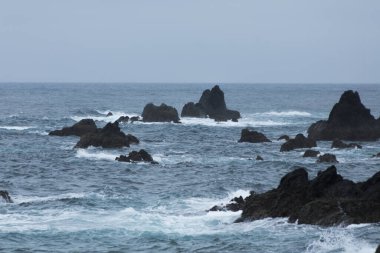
[280,134,316,152]
[106,112,113,117]
[181,85,241,121]
[130,116,141,123]
[225,166,380,226]
[372,152,380,158]
[331,139,362,149]
[278,135,290,141]
[116,149,157,164]
[317,154,338,163]
[256,155,264,161]
[308,90,380,141]
[209,196,245,212]
[142,103,180,123]
[75,121,138,148]
[49,119,97,137]
[238,129,271,143]
[116,116,129,123]
[0,190,12,203]
[303,150,320,158]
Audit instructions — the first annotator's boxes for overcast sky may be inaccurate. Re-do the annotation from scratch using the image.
[0,0,379,83]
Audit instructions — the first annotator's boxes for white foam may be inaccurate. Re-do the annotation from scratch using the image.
[12,192,87,204]
[75,149,117,161]
[0,126,34,130]
[71,110,139,123]
[257,110,312,117]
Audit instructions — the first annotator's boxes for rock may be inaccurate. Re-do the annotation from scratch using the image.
[130,116,140,123]
[372,152,380,158]
[49,119,97,137]
[278,135,290,141]
[126,134,139,145]
[0,190,12,203]
[209,196,245,212]
[308,90,380,141]
[75,121,138,148]
[331,139,362,149]
[317,154,339,163]
[181,85,241,121]
[256,155,264,161]
[280,134,317,152]
[116,116,129,123]
[106,112,113,117]
[116,149,157,164]
[142,103,180,123]
[234,166,380,226]
[376,245,380,253]
[303,150,320,158]
[238,129,271,143]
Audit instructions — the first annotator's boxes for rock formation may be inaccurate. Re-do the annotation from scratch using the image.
[303,150,320,158]
[49,119,97,137]
[280,134,317,152]
[142,103,180,123]
[331,139,362,149]
[317,154,339,163]
[0,190,12,203]
[238,129,271,143]
[116,149,157,164]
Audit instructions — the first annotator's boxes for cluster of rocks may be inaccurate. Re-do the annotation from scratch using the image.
[210,166,380,226]
[116,149,158,164]
[280,134,316,152]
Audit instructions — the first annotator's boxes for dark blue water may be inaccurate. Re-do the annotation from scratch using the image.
[0,83,379,253]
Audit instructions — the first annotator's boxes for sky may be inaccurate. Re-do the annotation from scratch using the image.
[0,0,379,83]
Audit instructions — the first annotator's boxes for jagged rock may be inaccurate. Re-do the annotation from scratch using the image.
[238,129,271,143]
[142,103,180,123]
[209,196,245,212]
[317,154,339,163]
[256,155,264,161]
[116,149,157,164]
[75,122,138,148]
[232,166,380,226]
[116,116,129,123]
[303,150,320,158]
[106,112,113,116]
[331,139,362,149]
[280,134,317,152]
[49,119,97,137]
[130,116,140,123]
[308,90,380,141]
[181,85,240,121]
[0,190,12,203]
[278,135,290,141]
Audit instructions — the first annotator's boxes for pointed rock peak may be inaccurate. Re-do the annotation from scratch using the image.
[101,121,120,133]
[338,90,362,105]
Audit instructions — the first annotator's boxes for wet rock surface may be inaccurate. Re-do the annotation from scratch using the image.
[49,119,98,137]
[142,103,180,123]
[280,134,317,152]
[238,129,271,143]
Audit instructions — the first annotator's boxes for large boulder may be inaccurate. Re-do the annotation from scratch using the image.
[142,103,180,123]
[222,166,380,226]
[49,119,97,137]
[181,85,241,121]
[303,150,320,158]
[0,190,12,203]
[238,129,271,143]
[75,122,138,148]
[308,90,380,141]
[280,134,317,152]
[317,154,339,163]
[116,149,157,164]
[331,139,362,149]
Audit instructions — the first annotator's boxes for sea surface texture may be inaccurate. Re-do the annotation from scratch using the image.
[0,83,379,253]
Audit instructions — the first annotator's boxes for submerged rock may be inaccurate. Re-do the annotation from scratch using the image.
[303,150,320,158]
[75,122,138,148]
[278,135,290,141]
[116,149,157,164]
[317,154,339,163]
[372,152,380,158]
[106,112,113,117]
[331,139,362,149]
[181,85,240,121]
[116,116,129,123]
[280,134,317,152]
[238,129,271,143]
[49,119,97,137]
[0,190,12,203]
[142,103,180,123]
[230,166,380,226]
[308,90,380,141]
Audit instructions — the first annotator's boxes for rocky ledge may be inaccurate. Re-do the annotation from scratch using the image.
[280,134,316,152]
[181,85,240,121]
[308,90,380,141]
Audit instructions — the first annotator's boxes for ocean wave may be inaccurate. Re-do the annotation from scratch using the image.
[0,126,34,131]
[257,110,312,117]
[75,149,118,161]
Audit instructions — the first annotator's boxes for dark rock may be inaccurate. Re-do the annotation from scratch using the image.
[106,112,113,117]
[376,245,380,253]
[126,134,139,145]
[116,116,129,123]
[75,121,138,148]
[278,135,290,141]
[116,149,157,164]
[181,85,241,121]
[49,119,97,137]
[238,129,271,143]
[256,155,264,161]
[303,150,320,158]
[142,103,180,123]
[331,139,362,149]
[130,116,140,123]
[209,196,245,212]
[280,134,317,152]
[234,166,380,226]
[308,90,380,141]
[317,154,339,163]
[372,152,380,158]
[0,190,12,203]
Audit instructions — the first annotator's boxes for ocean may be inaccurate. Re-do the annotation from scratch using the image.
[0,83,379,252]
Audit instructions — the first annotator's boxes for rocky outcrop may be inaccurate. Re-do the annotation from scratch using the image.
[130,116,140,123]
[49,119,97,137]
[238,129,271,143]
[116,149,157,164]
[0,190,12,203]
[75,122,138,148]
[317,154,339,163]
[181,85,240,121]
[142,103,180,123]
[278,135,290,141]
[376,245,380,253]
[116,116,129,123]
[280,134,317,152]
[303,150,320,158]
[256,155,264,161]
[215,166,380,226]
[209,196,246,212]
[106,112,113,117]
[331,139,362,149]
[308,90,380,141]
